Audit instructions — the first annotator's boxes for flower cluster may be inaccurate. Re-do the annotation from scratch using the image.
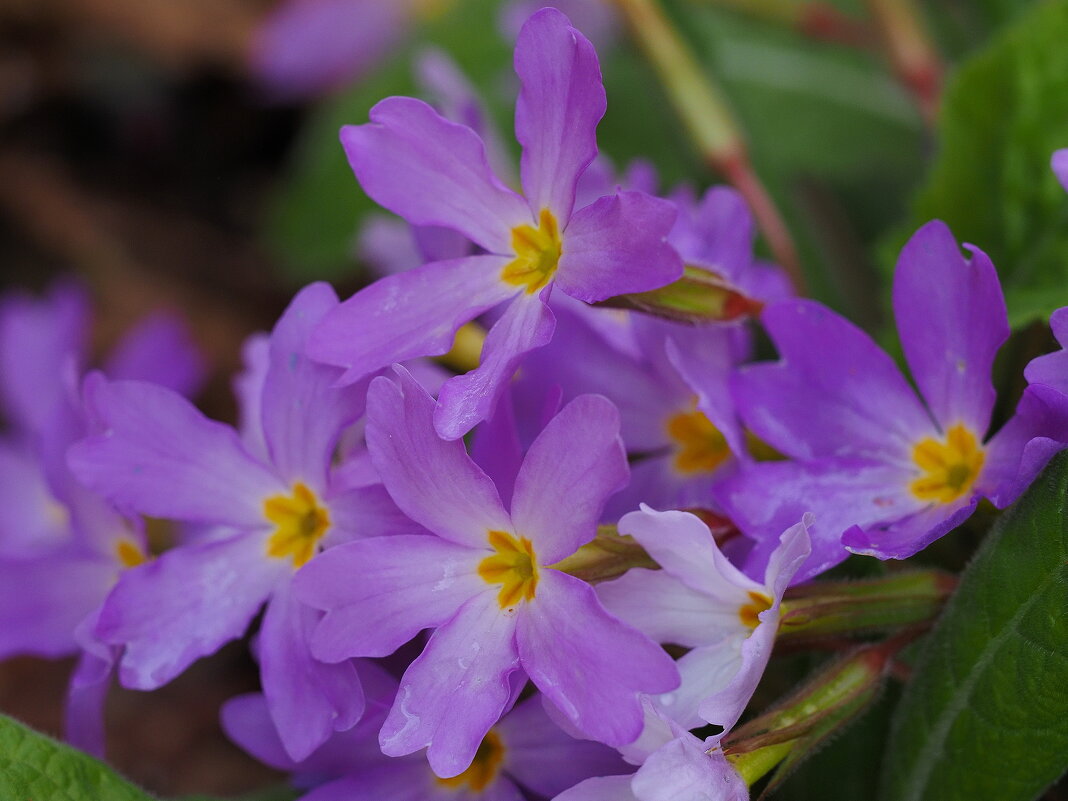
[4,10,1068,801]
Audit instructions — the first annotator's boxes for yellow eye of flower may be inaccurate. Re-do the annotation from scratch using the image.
[909,424,985,504]
[501,209,563,294]
[478,530,539,610]
[436,730,506,791]
[115,539,148,569]
[264,483,331,569]
[738,591,773,629]
[666,404,731,475]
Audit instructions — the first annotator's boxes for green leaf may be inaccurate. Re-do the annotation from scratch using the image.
[0,713,155,800]
[888,0,1068,328]
[879,450,1068,801]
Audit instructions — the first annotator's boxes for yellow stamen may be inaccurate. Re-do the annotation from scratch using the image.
[666,403,731,474]
[909,423,985,504]
[115,539,148,569]
[738,591,772,629]
[501,209,563,294]
[436,730,506,791]
[264,483,331,569]
[478,530,539,609]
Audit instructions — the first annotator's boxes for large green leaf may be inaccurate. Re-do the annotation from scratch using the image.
[879,451,1068,801]
[889,0,1068,328]
[0,713,155,800]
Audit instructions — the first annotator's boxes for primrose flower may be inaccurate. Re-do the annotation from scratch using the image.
[598,507,810,730]
[0,280,205,756]
[224,663,628,801]
[67,282,412,761]
[717,221,1057,580]
[511,301,748,520]
[294,367,679,778]
[308,8,682,440]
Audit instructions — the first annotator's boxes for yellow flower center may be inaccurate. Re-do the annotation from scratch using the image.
[501,209,563,294]
[478,530,539,610]
[909,423,985,504]
[436,730,506,791]
[264,483,331,569]
[738,591,773,629]
[115,539,148,569]
[666,404,731,475]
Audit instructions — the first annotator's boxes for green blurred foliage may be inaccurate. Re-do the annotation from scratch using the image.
[885,0,1068,329]
[879,451,1068,801]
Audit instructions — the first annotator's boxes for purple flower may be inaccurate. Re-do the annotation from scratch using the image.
[598,507,810,730]
[506,299,749,519]
[308,8,682,440]
[67,283,411,760]
[716,220,1056,580]
[0,280,205,756]
[294,367,679,777]
[224,663,628,801]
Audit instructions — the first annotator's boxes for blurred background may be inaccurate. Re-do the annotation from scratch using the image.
[0,0,1065,796]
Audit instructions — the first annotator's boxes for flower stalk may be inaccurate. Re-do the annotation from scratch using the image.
[777,569,956,641]
[608,0,806,294]
[863,0,943,126]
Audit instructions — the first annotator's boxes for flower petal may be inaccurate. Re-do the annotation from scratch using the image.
[69,374,284,527]
[259,584,366,761]
[307,255,515,384]
[0,553,114,659]
[434,294,556,440]
[341,96,529,253]
[554,776,639,801]
[380,591,521,779]
[515,7,606,221]
[631,735,747,801]
[618,506,761,598]
[365,367,512,547]
[842,498,977,561]
[981,384,1068,507]
[715,458,921,583]
[556,192,683,303]
[518,570,678,747]
[497,695,630,797]
[297,535,483,661]
[1024,306,1068,395]
[64,649,114,759]
[262,283,368,489]
[893,221,1008,435]
[734,299,933,462]
[0,281,87,433]
[1054,149,1068,193]
[97,532,283,688]
[510,394,628,562]
[597,568,735,649]
[103,312,206,399]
